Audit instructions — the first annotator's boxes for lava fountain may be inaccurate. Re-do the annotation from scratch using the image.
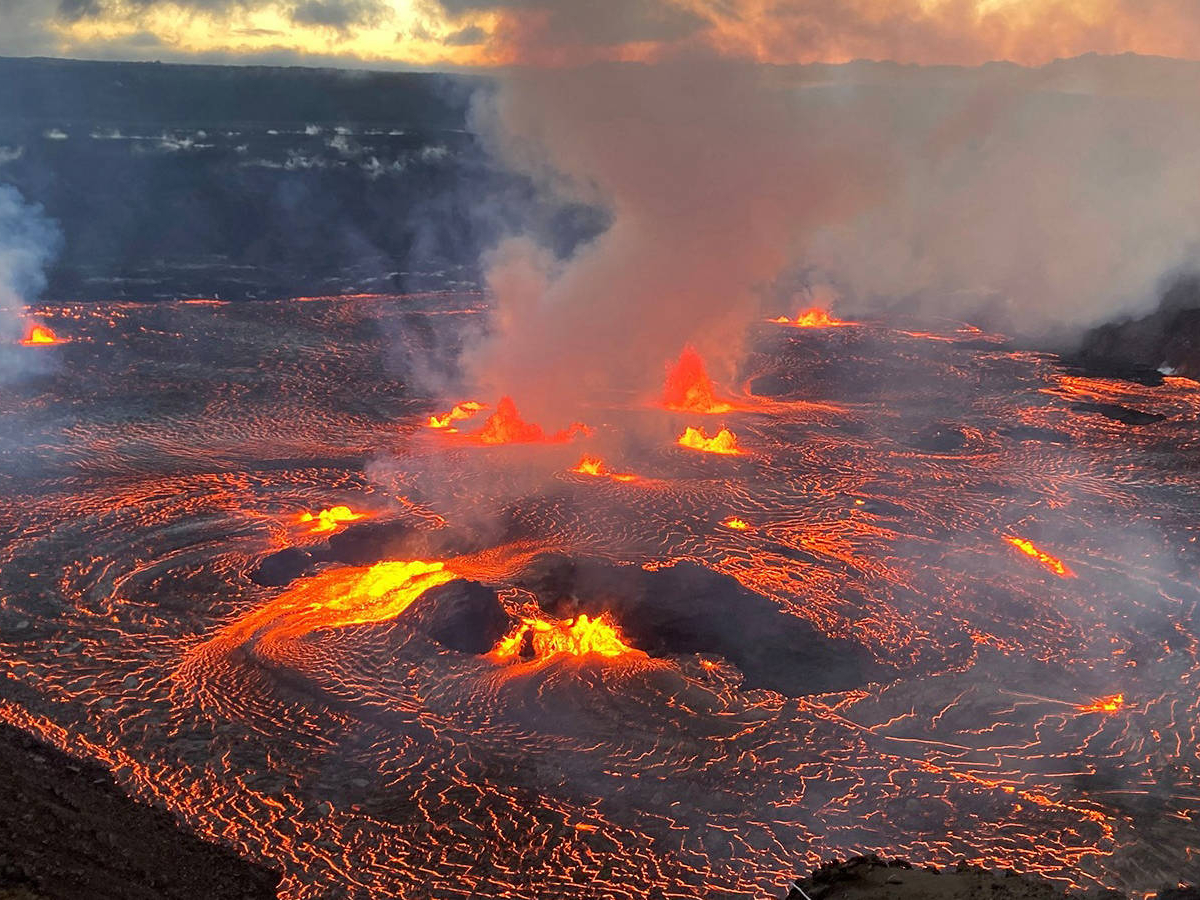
[570,456,637,482]
[20,322,61,345]
[468,396,589,445]
[491,612,641,664]
[427,401,486,431]
[296,506,367,534]
[661,346,735,414]
[677,426,743,455]
[771,308,850,328]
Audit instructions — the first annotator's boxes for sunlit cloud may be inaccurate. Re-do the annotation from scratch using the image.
[4,0,1200,67]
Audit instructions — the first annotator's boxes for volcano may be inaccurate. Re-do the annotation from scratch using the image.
[2,295,1198,900]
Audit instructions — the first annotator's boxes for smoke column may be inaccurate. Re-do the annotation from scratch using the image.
[466,57,1200,414]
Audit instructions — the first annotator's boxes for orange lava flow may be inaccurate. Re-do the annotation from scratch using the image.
[677,426,742,455]
[662,346,734,414]
[722,517,751,530]
[296,506,366,534]
[570,456,636,482]
[217,560,456,647]
[771,307,849,328]
[427,400,486,431]
[1078,693,1125,714]
[1004,536,1074,578]
[491,612,640,663]
[471,396,588,445]
[20,322,60,345]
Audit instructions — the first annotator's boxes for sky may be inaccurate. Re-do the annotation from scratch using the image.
[3,0,1200,69]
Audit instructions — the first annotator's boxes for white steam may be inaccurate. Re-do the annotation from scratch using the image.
[0,184,62,380]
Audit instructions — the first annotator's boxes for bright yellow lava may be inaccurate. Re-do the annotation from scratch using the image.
[1078,693,1125,714]
[677,426,742,455]
[1004,536,1074,577]
[220,560,456,646]
[492,613,638,663]
[298,506,365,534]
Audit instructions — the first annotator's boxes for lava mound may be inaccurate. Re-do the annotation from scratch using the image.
[406,579,511,655]
[250,547,317,587]
[515,553,887,694]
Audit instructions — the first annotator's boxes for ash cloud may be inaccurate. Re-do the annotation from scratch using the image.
[463,56,1200,417]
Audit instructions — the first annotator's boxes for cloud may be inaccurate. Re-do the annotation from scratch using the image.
[290,0,390,32]
[697,0,1200,67]
[436,0,708,47]
[443,23,485,46]
[9,0,1200,68]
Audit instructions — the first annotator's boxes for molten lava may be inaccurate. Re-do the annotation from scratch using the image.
[297,506,366,534]
[471,396,588,445]
[677,426,742,455]
[570,456,636,482]
[722,517,751,530]
[662,346,734,414]
[1004,536,1074,578]
[20,322,60,345]
[772,308,848,328]
[1078,693,1125,714]
[492,612,639,663]
[217,560,456,646]
[427,400,486,431]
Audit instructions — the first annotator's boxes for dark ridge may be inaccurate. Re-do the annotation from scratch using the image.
[515,554,888,695]
[0,56,480,128]
[0,56,606,302]
[249,547,317,586]
[1075,274,1200,383]
[784,855,1198,900]
[0,720,279,900]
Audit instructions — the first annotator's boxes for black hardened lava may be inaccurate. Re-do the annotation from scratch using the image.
[0,720,280,900]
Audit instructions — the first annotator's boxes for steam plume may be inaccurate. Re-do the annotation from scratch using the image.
[0,184,62,380]
[466,57,1200,414]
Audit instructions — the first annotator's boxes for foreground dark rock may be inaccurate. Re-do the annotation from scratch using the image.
[785,856,1198,900]
[0,721,279,900]
[1075,275,1200,382]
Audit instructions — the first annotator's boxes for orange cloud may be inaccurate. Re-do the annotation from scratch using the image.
[18,0,1200,67]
